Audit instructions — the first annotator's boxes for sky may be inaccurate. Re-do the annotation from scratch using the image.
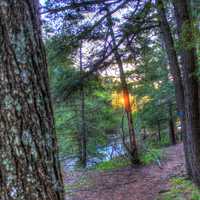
[40,0,45,6]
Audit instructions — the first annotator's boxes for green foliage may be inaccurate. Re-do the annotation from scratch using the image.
[54,104,79,157]
[140,148,162,165]
[177,20,200,51]
[46,36,123,160]
[139,131,170,166]
[53,84,121,158]
[157,177,200,200]
[45,35,76,67]
[47,51,122,160]
[131,43,176,132]
[146,132,171,148]
[159,133,171,147]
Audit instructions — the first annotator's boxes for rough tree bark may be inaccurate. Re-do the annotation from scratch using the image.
[156,0,192,175]
[172,0,200,184]
[105,6,139,164]
[0,1,64,199]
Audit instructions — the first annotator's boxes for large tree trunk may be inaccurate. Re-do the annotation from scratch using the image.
[105,6,139,164]
[0,1,64,199]
[156,0,192,175]
[172,0,200,185]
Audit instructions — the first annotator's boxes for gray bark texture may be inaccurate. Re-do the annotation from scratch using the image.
[0,0,64,199]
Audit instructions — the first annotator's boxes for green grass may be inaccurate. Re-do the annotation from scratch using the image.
[92,156,131,171]
[92,145,163,171]
[158,177,200,200]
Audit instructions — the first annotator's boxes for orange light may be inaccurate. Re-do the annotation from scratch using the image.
[111,90,137,113]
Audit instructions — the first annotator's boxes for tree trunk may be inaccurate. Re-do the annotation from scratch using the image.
[172,0,200,185]
[156,0,192,175]
[0,1,64,199]
[79,42,87,167]
[168,103,176,145]
[105,6,139,164]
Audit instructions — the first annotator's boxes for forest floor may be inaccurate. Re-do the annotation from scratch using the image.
[63,144,186,200]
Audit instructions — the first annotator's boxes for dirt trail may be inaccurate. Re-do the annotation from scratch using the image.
[64,144,186,200]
